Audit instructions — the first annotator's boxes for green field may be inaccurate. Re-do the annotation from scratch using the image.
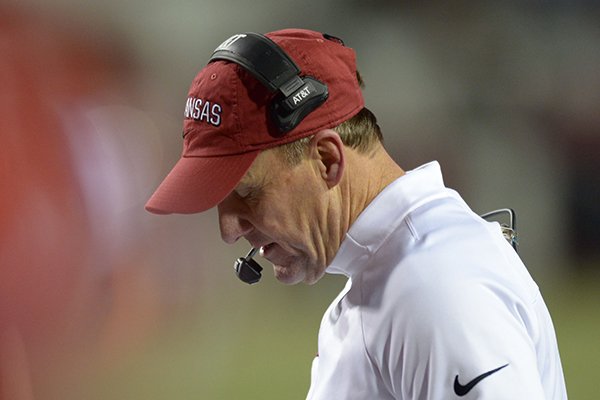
[71,273,599,399]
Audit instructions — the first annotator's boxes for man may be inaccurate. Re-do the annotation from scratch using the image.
[146,29,567,399]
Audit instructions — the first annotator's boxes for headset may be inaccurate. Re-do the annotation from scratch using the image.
[209,32,332,284]
[209,32,329,134]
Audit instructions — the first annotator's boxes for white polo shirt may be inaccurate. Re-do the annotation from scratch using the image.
[306,161,567,400]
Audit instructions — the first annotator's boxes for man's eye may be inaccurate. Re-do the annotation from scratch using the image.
[245,189,260,201]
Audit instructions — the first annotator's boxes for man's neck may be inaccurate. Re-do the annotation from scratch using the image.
[339,145,405,242]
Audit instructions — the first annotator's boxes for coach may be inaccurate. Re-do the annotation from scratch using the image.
[146,29,567,399]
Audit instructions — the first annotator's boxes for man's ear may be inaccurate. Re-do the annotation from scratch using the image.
[310,129,345,189]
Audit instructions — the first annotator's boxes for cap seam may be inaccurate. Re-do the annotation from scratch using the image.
[231,64,242,144]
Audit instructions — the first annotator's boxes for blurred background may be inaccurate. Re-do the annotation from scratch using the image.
[1,1,598,398]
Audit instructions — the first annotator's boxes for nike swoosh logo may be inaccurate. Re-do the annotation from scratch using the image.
[454,363,509,396]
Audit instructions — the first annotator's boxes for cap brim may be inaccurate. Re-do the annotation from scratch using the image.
[145,151,259,215]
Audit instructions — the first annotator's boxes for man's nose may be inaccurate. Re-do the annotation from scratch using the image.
[217,201,253,244]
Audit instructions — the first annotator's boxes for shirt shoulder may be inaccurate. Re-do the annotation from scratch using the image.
[356,195,549,398]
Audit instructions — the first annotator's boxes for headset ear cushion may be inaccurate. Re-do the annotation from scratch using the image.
[270,77,329,133]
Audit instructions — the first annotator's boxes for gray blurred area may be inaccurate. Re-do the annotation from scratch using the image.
[1,1,599,399]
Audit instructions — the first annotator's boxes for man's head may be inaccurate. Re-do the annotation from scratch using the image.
[217,108,388,285]
[145,29,364,214]
[146,29,398,284]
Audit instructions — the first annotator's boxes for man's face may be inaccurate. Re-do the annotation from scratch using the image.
[217,148,330,285]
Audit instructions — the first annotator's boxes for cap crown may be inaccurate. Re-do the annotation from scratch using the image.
[146,29,364,215]
[181,29,364,158]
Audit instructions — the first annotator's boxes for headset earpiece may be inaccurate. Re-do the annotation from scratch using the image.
[270,77,328,133]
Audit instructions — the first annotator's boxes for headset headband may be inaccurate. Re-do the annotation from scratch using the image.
[209,32,329,133]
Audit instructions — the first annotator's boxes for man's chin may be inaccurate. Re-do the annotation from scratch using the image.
[273,264,305,285]
[272,263,326,285]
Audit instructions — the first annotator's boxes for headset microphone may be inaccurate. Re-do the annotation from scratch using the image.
[234,247,263,284]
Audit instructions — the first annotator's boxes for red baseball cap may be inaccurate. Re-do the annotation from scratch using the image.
[145,29,364,214]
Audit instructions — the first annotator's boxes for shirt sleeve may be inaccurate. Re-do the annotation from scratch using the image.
[370,276,548,400]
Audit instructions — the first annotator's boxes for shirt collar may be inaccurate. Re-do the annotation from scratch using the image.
[326,161,448,277]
